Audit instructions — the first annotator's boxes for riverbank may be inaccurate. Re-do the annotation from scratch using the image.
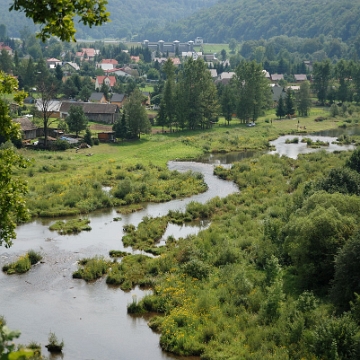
[17,109,360,219]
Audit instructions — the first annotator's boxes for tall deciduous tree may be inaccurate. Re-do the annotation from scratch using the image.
[162,58,176,131]
[234,60,271,123]
[296,81,312,116]
[124,88,151,139]
[221,84,236,125]
[65,105,88,137]
[312,60,331,105]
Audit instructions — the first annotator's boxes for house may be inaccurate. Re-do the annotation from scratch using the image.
[13,117,37,140]
[170,58,181,66]
[104,68,133,78]
[95,75,116,90]
[110,93,126,107]
[98,131,116,142]
[209,69,218,79]
[0,43,12,55]
[89,92,107,103]
[271,74,284,82]
[61,62,80,76]
[75,48,99,61]
[182,51,202,60]
[215,71,236,86]
[262,70,270,79]
[304,61,313,72]
[286,85,300,91]
[60,102,120,124]
[204,54,217,62]
[294,74,307,82]
[195,37,204,45]
[96,59,118,71]
[46,58,62,69]
[271,85,286,102]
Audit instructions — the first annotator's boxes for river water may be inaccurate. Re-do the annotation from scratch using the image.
[0,134,355,359]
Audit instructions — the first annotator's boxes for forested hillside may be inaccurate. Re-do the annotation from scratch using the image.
[0,0,218,39]
[141,0,360,43]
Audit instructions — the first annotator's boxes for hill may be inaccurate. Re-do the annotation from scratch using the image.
[140,0,360,43]
[0,0,218,39]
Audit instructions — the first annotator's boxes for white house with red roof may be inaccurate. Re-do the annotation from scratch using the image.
[96,59,118,71]
[95,75,116,90]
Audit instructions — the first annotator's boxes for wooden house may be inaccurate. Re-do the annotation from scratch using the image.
[98,131,116,142]
[13,117,38,140]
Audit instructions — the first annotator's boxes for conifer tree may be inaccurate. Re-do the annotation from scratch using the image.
[276,96,286,119]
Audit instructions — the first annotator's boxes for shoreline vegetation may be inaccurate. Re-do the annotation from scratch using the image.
[16,110,360,221]
[12,112,360,358]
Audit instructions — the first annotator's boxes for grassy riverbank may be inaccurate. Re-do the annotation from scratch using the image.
[16,107,360,218]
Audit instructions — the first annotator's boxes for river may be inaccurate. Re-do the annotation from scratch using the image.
[0,134,355,359]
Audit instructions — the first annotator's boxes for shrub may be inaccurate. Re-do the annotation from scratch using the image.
[73,256,109,281]
[27,250,42,265]
[45,332,64,353]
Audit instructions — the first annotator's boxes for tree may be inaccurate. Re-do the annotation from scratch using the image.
[162,58,176,131]
[0,49,13,73]
[65,105,88,137]
[83,128,93,146]
[331,231,360,311]
[234,60,271,123]
[123,88,151,139]
[55,64,63,82]
[285,88,295,116]
[220,49,227,61]
[229,38,238,53]
[335,59,351,103]
[36,78,57,147]
[276,96,286,119]
[296,81,312,116]
[9,0,110,42]
[112,111,128,140]
[79,86,92,102]
[0,71,28,248]
[221,84,236,125]
[312,60,331,105]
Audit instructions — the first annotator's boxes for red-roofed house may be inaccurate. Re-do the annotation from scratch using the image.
[0,43,13,56]
[95,75,116,90]
[170,57,181,66]
[96,59,118,70]
[75,48,99,61]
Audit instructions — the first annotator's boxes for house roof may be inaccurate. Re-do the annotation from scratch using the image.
[271,74,284,81]
[271,85,286,101]
[219,72,235,80]
[47,58,61,62]
[209,69,218,78]
[13,117,37,131]
[89,92,105,102]
[101,59,118,65]
[62,62,80,71]
[294,74,307,81]
[0,43,12,51]
[111,93,125,102]
[96,76,116,87]
[170,57,181,65]
[60,102,118,114]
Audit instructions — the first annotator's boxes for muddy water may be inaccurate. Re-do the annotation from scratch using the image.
[0,162,238,360]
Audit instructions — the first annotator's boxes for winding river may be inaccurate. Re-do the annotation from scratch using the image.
[0,133,355,359]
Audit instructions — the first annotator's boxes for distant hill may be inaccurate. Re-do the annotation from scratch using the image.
[139,0,360,43]
[0,0,218,39]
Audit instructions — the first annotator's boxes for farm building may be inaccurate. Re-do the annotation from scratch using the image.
[98,132,116,142]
